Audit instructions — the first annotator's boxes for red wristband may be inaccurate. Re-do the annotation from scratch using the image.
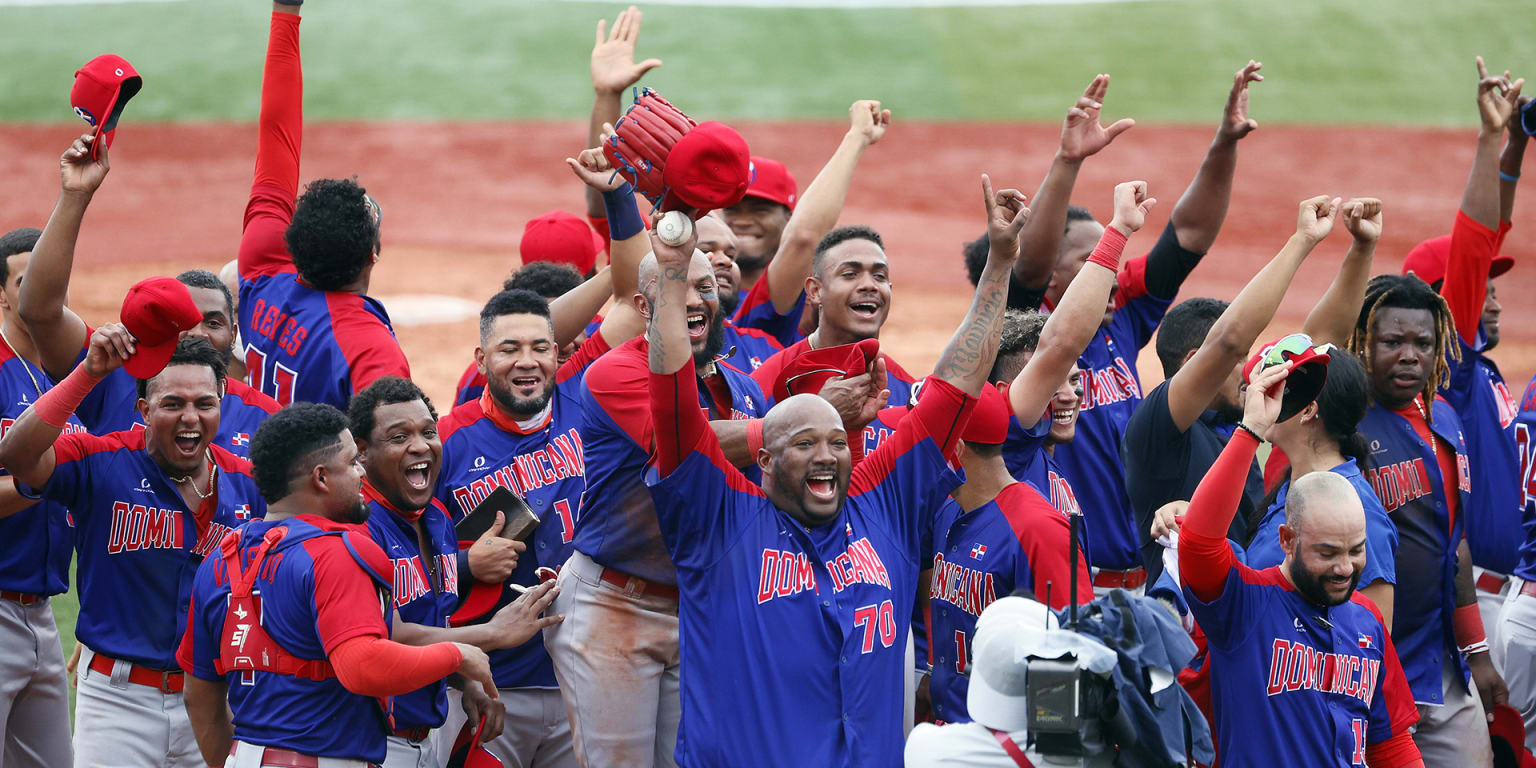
[1454,602,1486,647]
[747,419,764,458]
[1087,225,1129,273]
[35,365,101,429]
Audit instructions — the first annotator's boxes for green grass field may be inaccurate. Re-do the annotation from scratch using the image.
[2,0,1532,126]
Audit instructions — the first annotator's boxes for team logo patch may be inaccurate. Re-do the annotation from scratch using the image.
[73,106,97,126]
[1358,633,1374,650]
[971,544,987,559]
[231,432,251,447]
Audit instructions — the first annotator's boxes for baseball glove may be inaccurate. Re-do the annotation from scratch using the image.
[603,89,698,211]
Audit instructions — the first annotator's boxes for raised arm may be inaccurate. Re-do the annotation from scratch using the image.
[1301,198,1381,346]
[584,6,661,219]
[1010,181,1154,426]
[1163,196,1337,431]
[931,176,1027,396]
[237,5,306,280]
[18,134,107,381]
[1013,74,1134,289]
[763,100,889,314]
[1165,61,1262,255]
[1501,95,1529,224]
[569,144,652,347]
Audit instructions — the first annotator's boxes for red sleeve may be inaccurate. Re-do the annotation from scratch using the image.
[327,294,410,395]
[650,358,711,476]
[585,348,653,447]
[557,328,611,383]
[1263,445,1290,493]
[305,538,389,653]
[909,377,972,460]
[1365,733,1423,768]
[1366,598,1422,750]
[175,598,198,674]
[587,214,612,257]
[239,12,304,281]
[1180,429,1260,602]
[1112,254,1151,310]
[329,635,462,698]
[1444,210,1500,345]
[1010,488,1094,608]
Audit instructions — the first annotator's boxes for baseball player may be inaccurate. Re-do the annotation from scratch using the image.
[642,172,1022,767]
[236,2,409,410]
[1180,360,1423,767]
[722,155,797,294]
[177,402,501,768]
[1349,273,1503,764]
[20,136,279,456]
[1399,60,1528,659]
[0,227,85,767]
[1012,66,1259,589]
[1504,375,1536,750]
[0,325,265,768]
[988,312,1084,519]
[693,216,787,373]
[436,289,608,768]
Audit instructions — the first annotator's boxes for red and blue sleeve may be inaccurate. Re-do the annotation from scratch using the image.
[1010,490,1094,609]
[1443,210,1502,346]
[453,363,483,407]
[21,432,116,514]
[239,11,304,281]
[731,278,807,348]
[585,350,654,448]
[328,295,411,395]
[306,538,390,654]
[556,328,612,383]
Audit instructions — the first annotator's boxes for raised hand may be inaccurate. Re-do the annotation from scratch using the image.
[848,100,891,146]
[566,145,625,192]
[981,174,1029,256]
[591,6,662,95]
[1294,195,1342,244]
[1218,60,1263,142]
[82,323,136,378]
[1059,75,1135,163]
[1476,56,1525,134]
[1108,180,1157,236]
[466,511,524,585]
[1341,198,1383,244]
[1241,360,1292,440]
[60,133,110,197]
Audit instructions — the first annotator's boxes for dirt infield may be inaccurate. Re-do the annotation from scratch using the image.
[1,120,1532,406]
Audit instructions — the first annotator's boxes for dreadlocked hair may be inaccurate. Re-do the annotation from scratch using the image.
[1347,274,1460,424]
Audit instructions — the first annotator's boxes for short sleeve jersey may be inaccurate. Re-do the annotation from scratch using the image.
[648,376,972,768]
[436,372,589,689]
[1184,561,1419,767]
[362,488,459,730]
[21,432,264,669]
[0,336,85,596]
[179,515,394,764]
[572,337,768,586]
[1246,459,1399,589]
[237,181,409,410]
[925,483,1093,724]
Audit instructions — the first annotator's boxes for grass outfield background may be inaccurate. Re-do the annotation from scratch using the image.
[2,0,1531,708]
[1,0,1532,125]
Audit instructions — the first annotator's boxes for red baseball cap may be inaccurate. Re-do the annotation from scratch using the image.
[521,211,604,276]
[775,339,880,403]
[1489,704,1536,768]
[1242,333,1332,423]
[119,277,203,380]
[1402,233,1514,286]
[961,385,1010,445]
[663,121,752,214]
[742,156,798,210]
[446,716,504,768]
[71,54,142,158]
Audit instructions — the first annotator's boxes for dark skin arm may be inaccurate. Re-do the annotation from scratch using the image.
[1300,199,1381,347]
[183,676,234,767]
[584,6,660,219]
[1463,58,1524,232]
[1456,537,1508,721]
[1500,96,1529,223]
[1166,61,1262,254]
[932,176,1027,395]
[389,580,563,651]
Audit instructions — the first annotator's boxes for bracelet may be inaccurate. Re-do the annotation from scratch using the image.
[1460,640,1491,657]
[1087,225,1129,273]
[602,183,645,242]
[1501,171,1521,183]
[1234,423,1262,442]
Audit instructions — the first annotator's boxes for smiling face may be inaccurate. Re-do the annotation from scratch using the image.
[721,197,791,273]
[180,285,235,358]
[1367,306,1436,410]
[636,251,726,365]
[759,395,852,526]
[1279,473,1367,607]
[360,399,441,513]
[809,238,891,345]
[139,364,222,476]
[696,215,742,316]
[479,313,559,418]
[1048,364,1084,445]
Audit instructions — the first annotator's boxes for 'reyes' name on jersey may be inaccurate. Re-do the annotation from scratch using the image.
[756,536,891,605]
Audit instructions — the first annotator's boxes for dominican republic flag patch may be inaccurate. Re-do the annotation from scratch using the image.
[1358,633,1374,650]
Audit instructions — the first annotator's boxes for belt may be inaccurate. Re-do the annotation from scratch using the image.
[391,726,431,742]
[1092,567,1147,590]
[0,591,41,606]
[600,567,679,600]
[1522,580,1536,600]
[1478,572,1510,593]
[87,653,183,694]
[230,743,380,768]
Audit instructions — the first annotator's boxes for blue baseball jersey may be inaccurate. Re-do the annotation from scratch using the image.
[649,368,971,768]
[730,275,807,348]
[752,339,919,455]
[1444,330,1522,574]
[573,336,768,586]
[1184,561,1419,767]
[180,514,394,763]
[1000,390,1087,523]
[436,376,589,690]
[925,483,1093,725]
[362,486,459,730]
[20,432,263,669]
[71,339,280,459]
[0,336,84,596]
[1358,398,1471,704]
[1246,459,1399,590]
[719,320,784,373]
[1513,377,1536,582]
[237,181,410,411]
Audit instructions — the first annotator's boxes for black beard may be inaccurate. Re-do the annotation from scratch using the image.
[719,288,739,317]
[1288,558,1359,607]
[694,310,727,365]
[1212,400,1244,425]
[489,380,554,419]
[769,462,848,526]
[347,498,371,525]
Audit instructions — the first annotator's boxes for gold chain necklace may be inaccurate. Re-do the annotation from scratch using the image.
[0,325,42,396]
[169,450,217,500]
[1414,396,1437,455]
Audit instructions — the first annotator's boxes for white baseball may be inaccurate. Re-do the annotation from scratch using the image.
[656,210,693,247]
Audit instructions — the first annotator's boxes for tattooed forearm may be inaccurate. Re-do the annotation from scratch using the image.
[648,261,693,374]
[931,247,1011,394]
